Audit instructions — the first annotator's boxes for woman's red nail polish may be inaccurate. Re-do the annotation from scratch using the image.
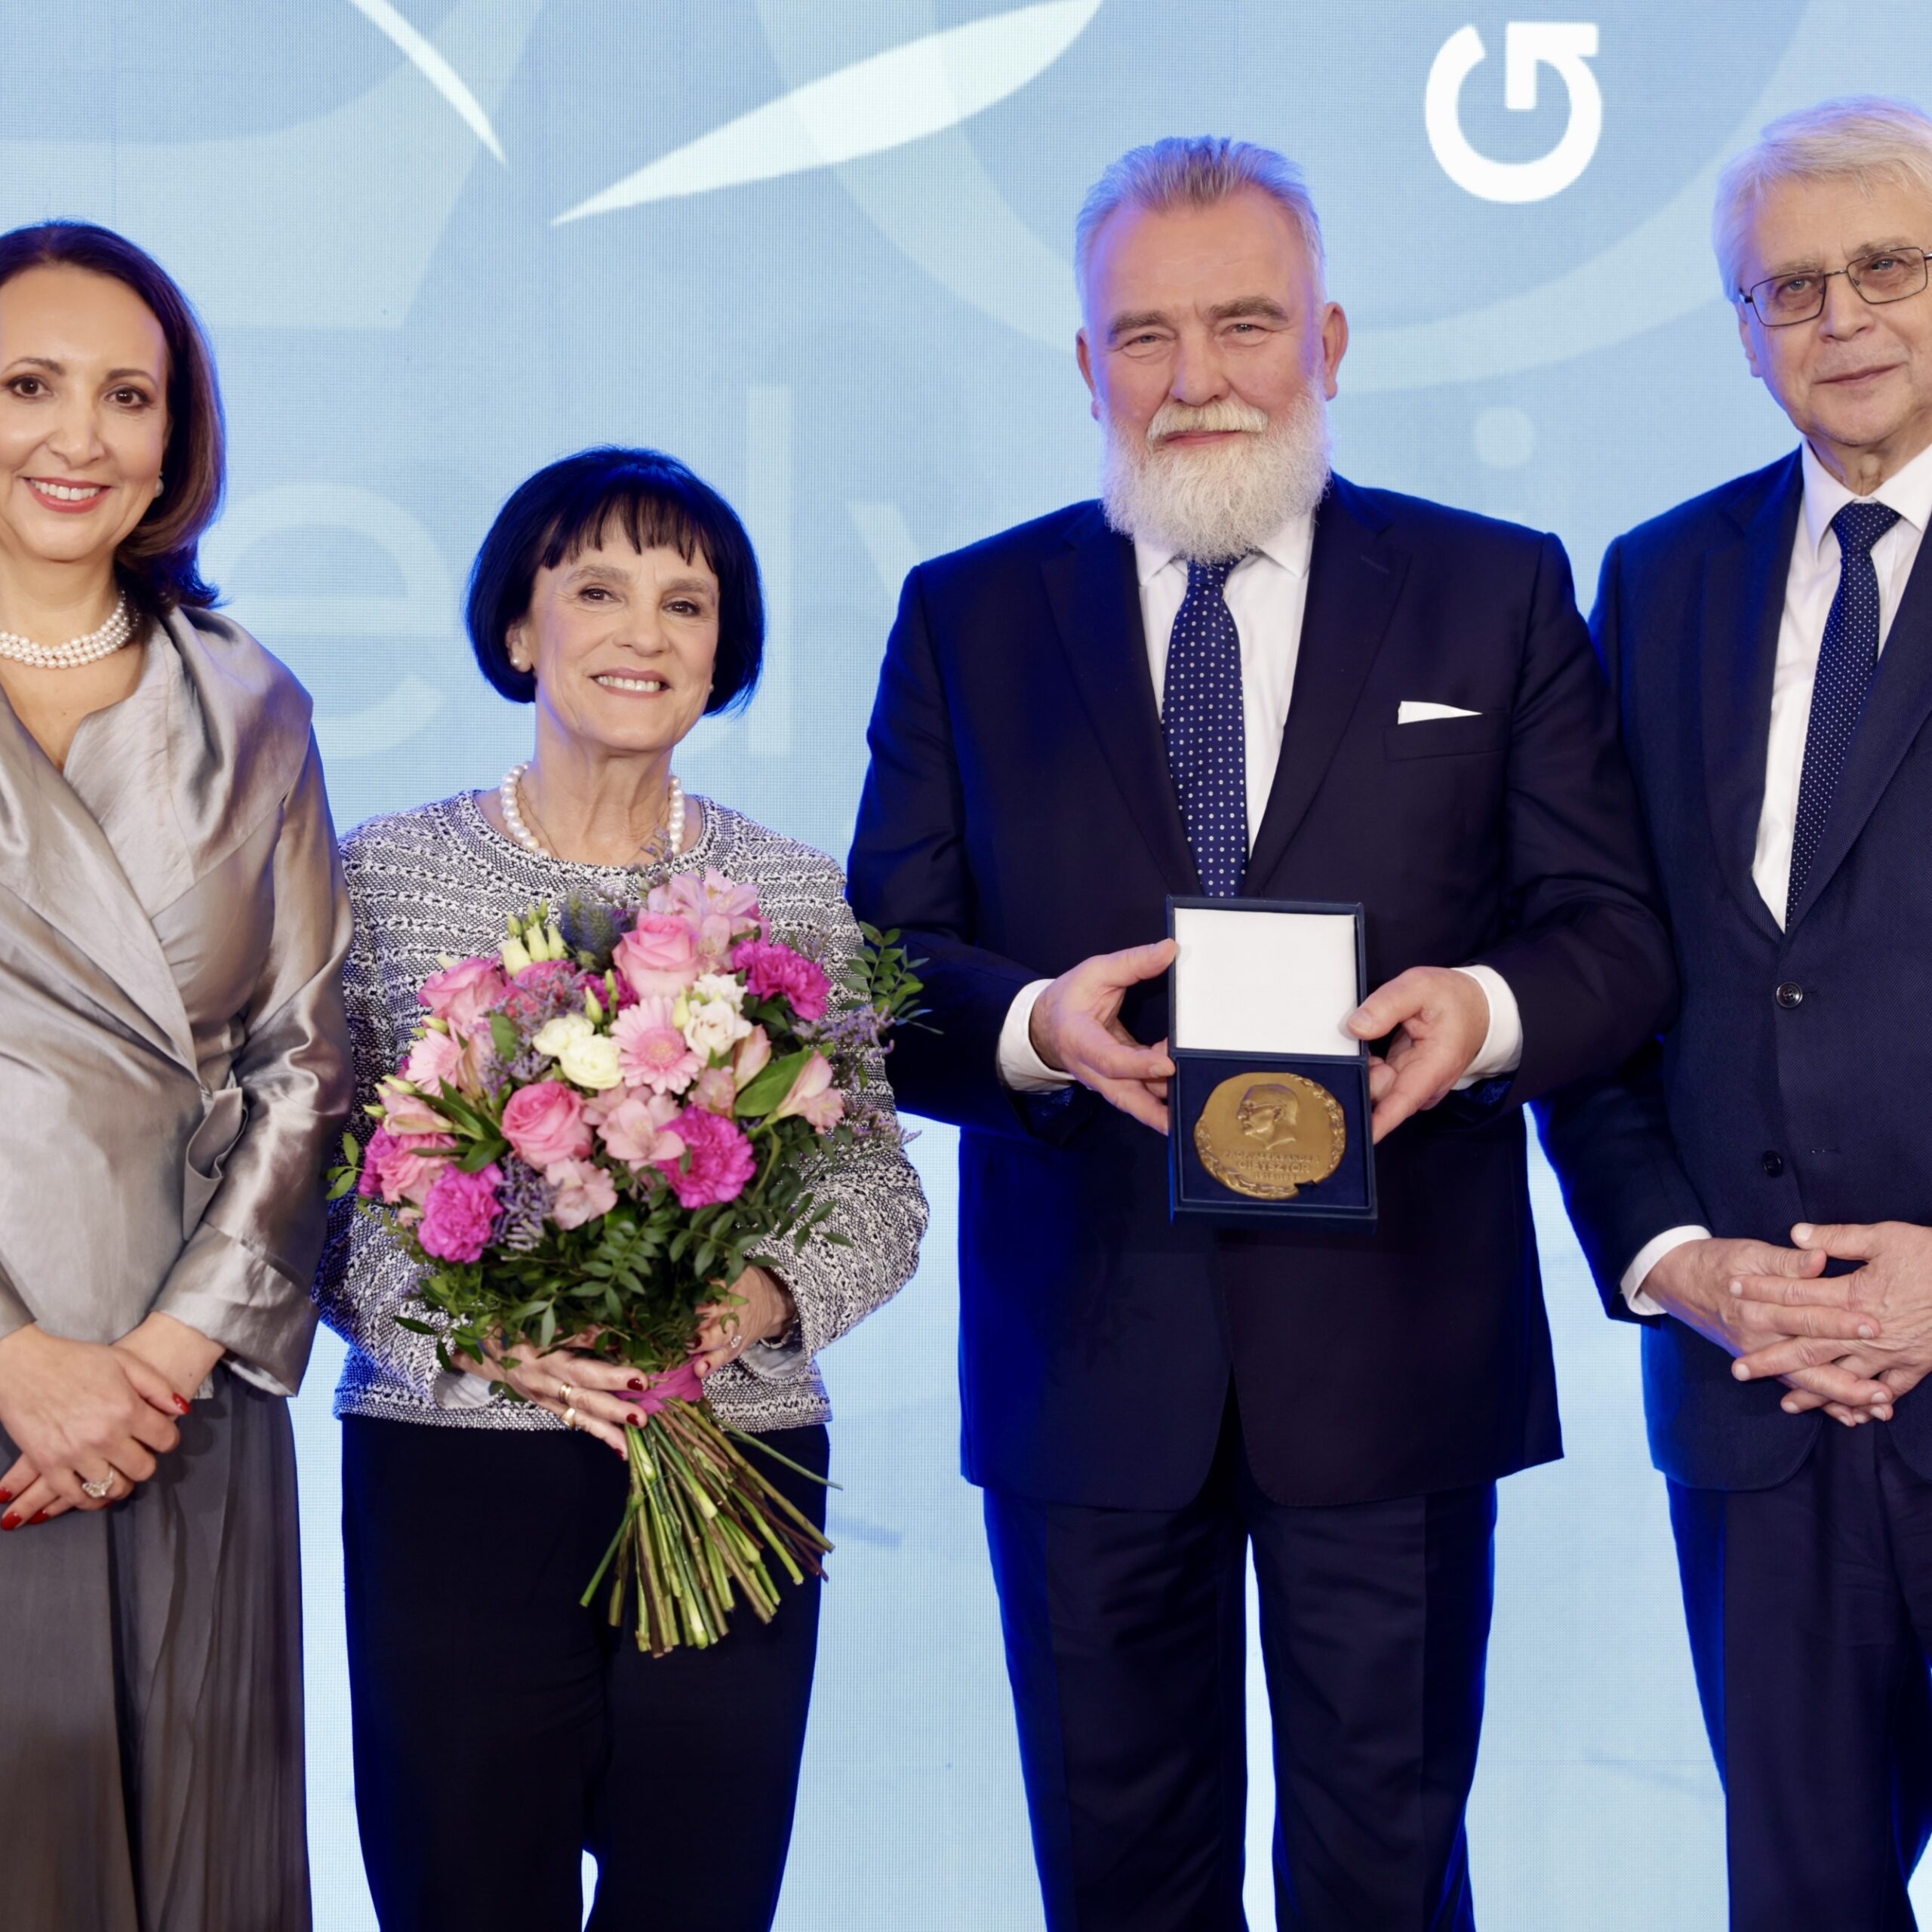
[0,1489,12,1505]
[1,1512,19,1531]
[173,1395,192,1414]
[626,1377,644,1391]
[29,1512,47,1524]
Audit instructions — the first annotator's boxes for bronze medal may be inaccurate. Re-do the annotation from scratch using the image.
[1193,1072,1346,1200]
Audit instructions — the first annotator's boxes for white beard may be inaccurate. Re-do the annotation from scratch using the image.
[1100,388,1332,560]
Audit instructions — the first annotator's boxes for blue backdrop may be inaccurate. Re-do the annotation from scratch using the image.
[8,3,1929,1924]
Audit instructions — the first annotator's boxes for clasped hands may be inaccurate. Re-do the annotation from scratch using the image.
[1644,1223,1932,1426]
[0,1312,220,1529]
[451,1264,798,1457]
[1027,940,1490,1143]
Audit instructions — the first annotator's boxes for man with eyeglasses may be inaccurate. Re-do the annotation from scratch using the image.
[1541,95,1932,1929]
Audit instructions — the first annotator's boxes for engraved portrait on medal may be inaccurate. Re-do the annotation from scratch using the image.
[1192,1071,1346,1201]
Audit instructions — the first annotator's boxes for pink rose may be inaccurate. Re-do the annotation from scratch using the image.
[768,1052,844,1134]
[614,997,701,1094]
[358,1127,455,1208]
[614,914,703,998]
[419,955,508,1035]
[657,1106,757,1208]
[545,1157,618,1230]
[417,1163,501,1263]
[731,939,832,1023]
[501,1081,592,1171]
[596,1091,685,1168]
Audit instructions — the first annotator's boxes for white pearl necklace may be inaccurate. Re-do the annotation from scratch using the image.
[0,593,135,669]
[499,762,685,866]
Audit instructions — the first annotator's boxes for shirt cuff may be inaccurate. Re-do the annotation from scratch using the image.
[1620,1225,1711,1317]
[1450,964,1522,1090]
[998,979,1075,1092]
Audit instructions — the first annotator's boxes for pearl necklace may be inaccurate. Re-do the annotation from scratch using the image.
[499,763,685,867]
[0,593,136,669]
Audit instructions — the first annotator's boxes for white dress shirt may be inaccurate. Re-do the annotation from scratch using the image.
[1623,438,1932,1311]
[996,516,1523,1090]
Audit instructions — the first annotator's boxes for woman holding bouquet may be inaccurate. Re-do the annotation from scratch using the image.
[316,445,928,1932]
[0,223,353,1930]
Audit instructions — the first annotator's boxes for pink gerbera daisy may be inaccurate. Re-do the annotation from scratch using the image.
[614,996,702,1094]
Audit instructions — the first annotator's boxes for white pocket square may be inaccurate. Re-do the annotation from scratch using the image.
[1397,701,1482,724]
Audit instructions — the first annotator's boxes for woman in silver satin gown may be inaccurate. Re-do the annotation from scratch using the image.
[0,222,352,1931]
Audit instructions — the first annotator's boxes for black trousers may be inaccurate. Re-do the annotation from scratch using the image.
[342,1415,829,1932]
[1669,1420,1932,1931]
[983,1398,1497,1932]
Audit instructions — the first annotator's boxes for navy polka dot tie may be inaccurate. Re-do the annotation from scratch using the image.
[1163,555,1247,897]
[1786,499,1899,924]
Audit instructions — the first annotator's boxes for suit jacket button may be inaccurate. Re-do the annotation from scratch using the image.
[1775,981,1804,1009]
[1761,1150,1785,1177]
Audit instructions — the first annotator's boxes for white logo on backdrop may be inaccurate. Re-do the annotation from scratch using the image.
[1425,23,1602,204]
[202,485,450,761]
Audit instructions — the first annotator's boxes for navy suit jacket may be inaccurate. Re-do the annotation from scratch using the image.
[848,479,1675,1510]
[1539,451,1932,1491]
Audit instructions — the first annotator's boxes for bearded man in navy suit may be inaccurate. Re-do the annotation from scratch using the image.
[849,137,1674,1931]
[1540,97,1932,1930]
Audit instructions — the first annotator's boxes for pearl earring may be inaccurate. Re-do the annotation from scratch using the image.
[152,475,165,499]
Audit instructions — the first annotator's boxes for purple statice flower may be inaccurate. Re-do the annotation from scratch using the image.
[492,1156,554,1252]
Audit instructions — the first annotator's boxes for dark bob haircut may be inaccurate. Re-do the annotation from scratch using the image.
[466,446,764,713]
[0,220,226,614]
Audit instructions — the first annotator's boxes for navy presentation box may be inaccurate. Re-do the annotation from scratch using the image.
[1166,897,1378,1229]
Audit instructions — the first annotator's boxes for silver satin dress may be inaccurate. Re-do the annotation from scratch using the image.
[0,609,352,1932]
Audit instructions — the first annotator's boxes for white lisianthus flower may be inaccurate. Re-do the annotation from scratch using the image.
[690,971,747,1011]
[534,1012,624,1089]
[533,1013,595,1062]
[556,1031,623,1091]
[682,998,752,1060]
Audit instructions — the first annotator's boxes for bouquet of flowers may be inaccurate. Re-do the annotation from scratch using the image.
[331,869,921,1655]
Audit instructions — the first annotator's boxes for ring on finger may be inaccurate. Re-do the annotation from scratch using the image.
[80,1472,114,1501]
[563,1404,580,1431]
[558,1380,576,1404]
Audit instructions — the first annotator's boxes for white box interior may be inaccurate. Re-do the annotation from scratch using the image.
[1171,906,1361,1056]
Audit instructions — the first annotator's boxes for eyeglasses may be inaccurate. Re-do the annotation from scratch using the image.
[1739,246,1932,326]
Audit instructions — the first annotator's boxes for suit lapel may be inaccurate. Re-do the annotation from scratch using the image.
[1700,457,1798,946]
[0,657,196,1069]
[1040,507,1200,892]
[1244,477,1406,891]
[1790,515,1932,926]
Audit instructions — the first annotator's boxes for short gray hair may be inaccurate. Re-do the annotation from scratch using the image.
[1713,94,1932,297]
[1075,137,1324,300]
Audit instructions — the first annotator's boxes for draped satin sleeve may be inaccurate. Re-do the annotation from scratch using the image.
[152,737,353,1394]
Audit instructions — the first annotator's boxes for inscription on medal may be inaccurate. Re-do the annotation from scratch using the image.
[1192,1072,1346,1201]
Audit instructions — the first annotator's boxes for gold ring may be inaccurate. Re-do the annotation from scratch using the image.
[563,1404,579,1431]
[558,1380,576,1404]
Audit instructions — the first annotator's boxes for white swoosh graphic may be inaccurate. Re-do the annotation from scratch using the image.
[555,0,1100,223]
[348,0,506,163]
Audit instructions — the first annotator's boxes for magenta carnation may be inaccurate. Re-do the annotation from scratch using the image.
[731,939,831,1023]
[656,1106,756,1209]
[417,1162,503,1262]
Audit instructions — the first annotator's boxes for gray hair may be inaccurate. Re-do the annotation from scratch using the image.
[1075,137,1324,300]
[1713,94,1932,297]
